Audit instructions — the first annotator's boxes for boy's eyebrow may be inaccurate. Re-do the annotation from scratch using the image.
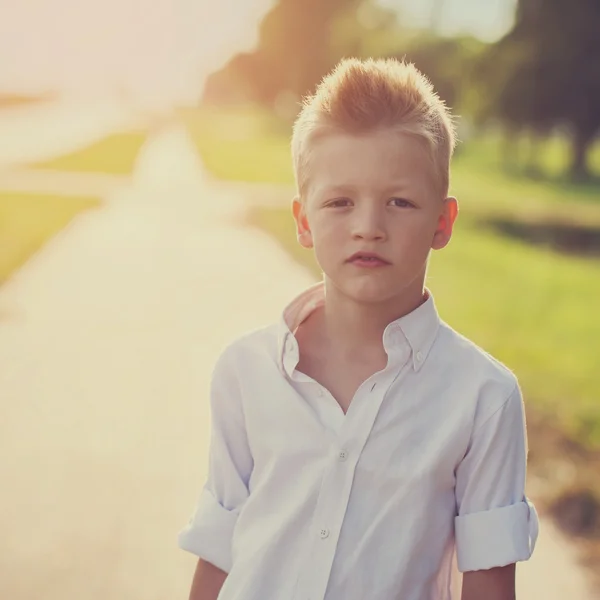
[382,183,414,194]
[317,184,357,197]
[319,182,416,196]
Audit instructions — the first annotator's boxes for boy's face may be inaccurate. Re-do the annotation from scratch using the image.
[293,129,458,305]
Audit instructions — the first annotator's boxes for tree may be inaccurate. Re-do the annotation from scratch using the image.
[390,34,486,113]
[203,0,365,110]
[482,0,600,180]
[202,0,405,114]
[256,0,360,100]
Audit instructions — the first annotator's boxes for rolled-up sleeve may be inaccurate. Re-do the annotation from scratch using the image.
[178,347,253,572]
[455,382,539,572]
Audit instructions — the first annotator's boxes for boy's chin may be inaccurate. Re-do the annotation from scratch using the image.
[327,278,402,306]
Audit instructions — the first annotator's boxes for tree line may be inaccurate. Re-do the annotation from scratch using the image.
[203,0,600,181]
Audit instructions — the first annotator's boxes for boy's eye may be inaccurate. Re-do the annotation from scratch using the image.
[389,197,413,208]
[327,198,352,207]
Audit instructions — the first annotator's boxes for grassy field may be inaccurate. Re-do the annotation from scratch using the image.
[34,131,147,174]
[182,107,293,184]
[185,106,600,451]
[0,192,100,284]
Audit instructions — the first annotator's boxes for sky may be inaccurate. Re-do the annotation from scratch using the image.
[0,0,516,107]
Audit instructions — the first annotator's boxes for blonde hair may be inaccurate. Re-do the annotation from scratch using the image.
[291,57,457,198]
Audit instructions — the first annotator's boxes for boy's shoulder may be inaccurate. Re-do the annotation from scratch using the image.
[436,320,520,400]
[435,322,528,445]
[212,323,281,374]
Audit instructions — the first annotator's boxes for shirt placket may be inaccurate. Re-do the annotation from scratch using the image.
[293,356,409,600]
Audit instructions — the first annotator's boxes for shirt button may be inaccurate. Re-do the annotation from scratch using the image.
[338,450,348,461]
[416,351,423,362]
[319,528,330,539]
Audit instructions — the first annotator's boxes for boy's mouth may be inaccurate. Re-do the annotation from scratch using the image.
[347,252,391,267]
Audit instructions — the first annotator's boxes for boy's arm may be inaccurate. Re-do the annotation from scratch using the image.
[188,559,228,600]
[178,346,253,596]
[461,564,515,600]
[454,382,538,584]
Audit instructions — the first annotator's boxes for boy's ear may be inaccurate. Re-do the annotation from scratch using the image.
[431,196,458,250]
[292,197,313,249]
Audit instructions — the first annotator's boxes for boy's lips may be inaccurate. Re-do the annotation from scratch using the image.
[347,251,391,267]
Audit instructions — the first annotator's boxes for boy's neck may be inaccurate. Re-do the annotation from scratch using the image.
[319,279,428,352]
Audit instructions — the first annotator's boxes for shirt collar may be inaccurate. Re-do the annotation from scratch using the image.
[277,282,440,377]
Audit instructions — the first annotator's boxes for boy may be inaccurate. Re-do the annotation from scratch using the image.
[178,58,538,600]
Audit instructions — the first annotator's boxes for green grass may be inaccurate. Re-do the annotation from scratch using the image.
[187,105,600,450]
[458,129,600,180]
[449,161,600,233]
[428,220,600,444]
[182,107,294,184]
[0,192,100,284]
[34,131,148,174]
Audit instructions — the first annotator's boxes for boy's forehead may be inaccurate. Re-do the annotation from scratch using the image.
[306,130,436,195]
[311,127,426,151]
[310,129,432,171]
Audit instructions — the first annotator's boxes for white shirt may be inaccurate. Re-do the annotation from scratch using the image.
[178,283,539,600]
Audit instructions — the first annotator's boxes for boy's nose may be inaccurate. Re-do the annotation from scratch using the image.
[351,208,386,241]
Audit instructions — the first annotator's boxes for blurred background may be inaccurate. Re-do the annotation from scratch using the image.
[0,0,599,598]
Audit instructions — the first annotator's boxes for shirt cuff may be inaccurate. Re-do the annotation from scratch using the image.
[455,498,539,572]
[177,488,239,572]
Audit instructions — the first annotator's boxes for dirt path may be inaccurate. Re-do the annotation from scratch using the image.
[0,125,595,599]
